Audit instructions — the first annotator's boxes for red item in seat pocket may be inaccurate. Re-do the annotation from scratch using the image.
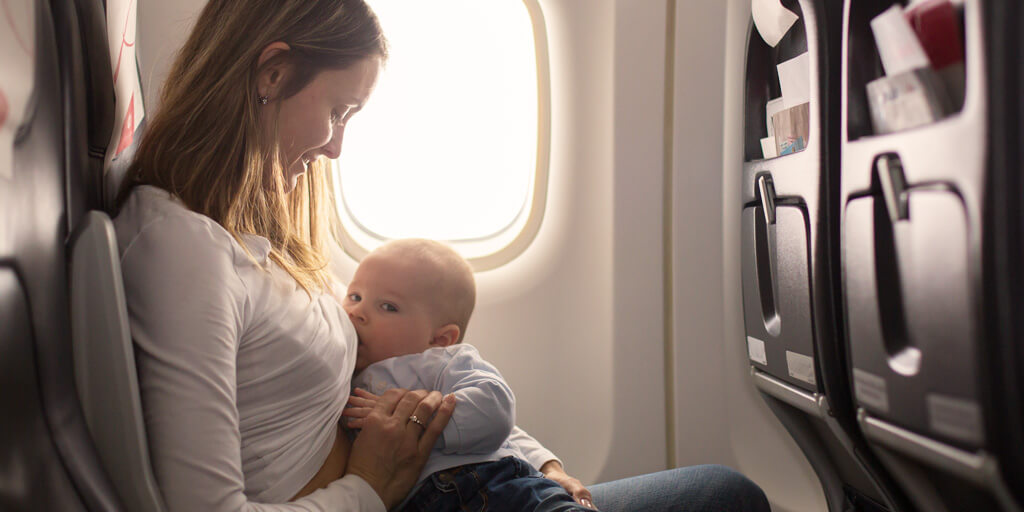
[905,0,963,70]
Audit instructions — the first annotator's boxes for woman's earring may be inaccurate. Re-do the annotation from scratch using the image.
[258,95,269,105]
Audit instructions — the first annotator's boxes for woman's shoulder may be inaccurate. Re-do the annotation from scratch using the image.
[114,185,224,249]
[113,185,270,265]
[114,185,276,284]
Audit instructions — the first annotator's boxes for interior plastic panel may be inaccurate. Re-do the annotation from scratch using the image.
[742,202,817,391]
[841,0,986,445]
[844,189,980,448]
[742,0,822,391]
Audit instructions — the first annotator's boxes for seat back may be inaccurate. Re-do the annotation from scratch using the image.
[70,211,167,512]
[65,0,164,509]
[1,0,124,510]
[840,0,1023,510]
[740,1,910,510]
[65,0,115,222]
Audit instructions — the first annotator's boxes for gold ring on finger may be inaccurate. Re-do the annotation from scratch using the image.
[408,415,426,428]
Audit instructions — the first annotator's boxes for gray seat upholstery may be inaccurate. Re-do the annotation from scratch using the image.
[70,211,167,512]
[65,0,165,510]
[0,0,124,510]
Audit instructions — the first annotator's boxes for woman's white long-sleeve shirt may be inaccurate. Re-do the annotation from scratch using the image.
[113,185,383,512]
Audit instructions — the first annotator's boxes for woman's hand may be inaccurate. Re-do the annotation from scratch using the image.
[345,388,456,509]
[540,460,597,510]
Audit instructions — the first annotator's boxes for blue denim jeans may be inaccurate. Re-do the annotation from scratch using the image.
[588,464,771,511]
[399,457,594,512]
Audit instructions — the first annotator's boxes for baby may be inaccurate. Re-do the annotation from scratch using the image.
[340,239,595,512]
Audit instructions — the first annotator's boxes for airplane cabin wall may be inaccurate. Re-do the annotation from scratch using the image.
[136,2,194,114]
[137,0,826,507]
[668,2,827,511]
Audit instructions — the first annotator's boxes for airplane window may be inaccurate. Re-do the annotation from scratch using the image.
[333,0,549,269]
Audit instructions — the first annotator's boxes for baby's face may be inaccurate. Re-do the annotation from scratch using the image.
[343,252,439,372]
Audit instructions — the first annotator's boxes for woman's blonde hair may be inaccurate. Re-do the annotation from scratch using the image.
[117,0,387,293]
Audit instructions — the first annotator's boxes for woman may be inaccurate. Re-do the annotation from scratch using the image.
[114,0,771,510]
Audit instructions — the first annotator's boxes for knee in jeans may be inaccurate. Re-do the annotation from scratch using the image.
[699,464,771,510]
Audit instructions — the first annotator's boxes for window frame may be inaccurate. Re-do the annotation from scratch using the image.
[332,0,551,272]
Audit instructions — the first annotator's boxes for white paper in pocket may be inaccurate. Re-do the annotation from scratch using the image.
[760,137,778,159]
[752,0,799,48]
[870,5,931,76]
[777,52,811,109]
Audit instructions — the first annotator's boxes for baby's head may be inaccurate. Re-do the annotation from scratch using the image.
[343,239,476,372]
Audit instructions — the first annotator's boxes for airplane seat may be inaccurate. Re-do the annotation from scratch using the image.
[64,0,165,511]
[840,0,1024,511]
[64,0,115,224]
[740,0,911,510]
[70,211,167,512]
[1,0,125,510]
[64,0,146,217]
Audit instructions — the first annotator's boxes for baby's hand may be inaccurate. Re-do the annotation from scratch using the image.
[342,388,381,429]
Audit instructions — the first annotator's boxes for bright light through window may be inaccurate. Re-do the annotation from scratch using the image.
[335,0,541,253]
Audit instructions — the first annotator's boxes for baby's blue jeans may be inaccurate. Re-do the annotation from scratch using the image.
[398,456,594,512]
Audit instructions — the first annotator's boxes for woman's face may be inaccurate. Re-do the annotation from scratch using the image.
[266,55,382,192]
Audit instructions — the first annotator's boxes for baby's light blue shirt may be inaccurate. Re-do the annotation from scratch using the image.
[352,344,546,484]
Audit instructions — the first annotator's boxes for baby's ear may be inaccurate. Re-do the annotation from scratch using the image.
[430,324,461,347]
